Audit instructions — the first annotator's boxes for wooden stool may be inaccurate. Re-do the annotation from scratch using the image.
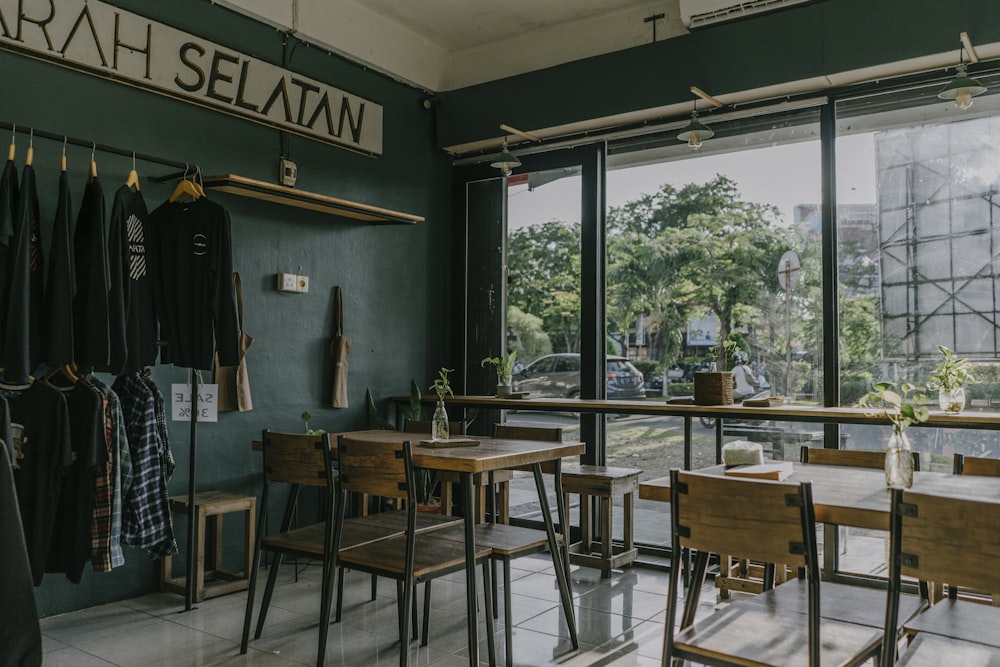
[438,469,514,523]
[162,490,256,602]
[562,465,641,578]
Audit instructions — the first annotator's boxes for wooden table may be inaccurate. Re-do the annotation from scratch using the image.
[641,463,1000,530]
[293,430,585,666]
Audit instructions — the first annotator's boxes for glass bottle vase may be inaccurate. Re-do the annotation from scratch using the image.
[884,428,914,489]
[432,400,449,441]
[937,386,965,413]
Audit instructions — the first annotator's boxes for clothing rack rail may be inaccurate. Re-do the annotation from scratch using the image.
[0,121,197,176]
[1,119,203,613]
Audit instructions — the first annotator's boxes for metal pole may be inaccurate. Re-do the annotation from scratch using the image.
[185,371,199,611]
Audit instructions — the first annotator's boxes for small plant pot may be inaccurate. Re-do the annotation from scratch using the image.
[496,382,513,398]
[938,387,965,413]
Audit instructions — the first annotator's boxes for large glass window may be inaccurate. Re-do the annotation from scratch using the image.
[604,108,824,547]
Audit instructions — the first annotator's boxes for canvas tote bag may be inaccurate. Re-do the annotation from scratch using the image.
[216,272,253,412]
[330,285,351,408]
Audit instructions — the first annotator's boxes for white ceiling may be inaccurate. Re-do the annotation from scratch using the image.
[213,0,686,92]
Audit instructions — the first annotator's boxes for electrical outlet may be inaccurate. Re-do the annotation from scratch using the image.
[276,273,299,292]
[296,275,309,293]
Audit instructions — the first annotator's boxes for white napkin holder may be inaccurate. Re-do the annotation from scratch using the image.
[722,440,765,467]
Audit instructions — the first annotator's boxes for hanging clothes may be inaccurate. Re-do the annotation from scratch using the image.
[113,371,176,559]
[5,380,73,585]
[0,440,42,667]
[112,185,157,373]
[3,163,45,382]
[45,380,104,583]
[89,375,132,571]
[104,186,132,374]
[73,176,110,372]
[44,169,76,367]
[0,157,17,355]
[149,197,239,370]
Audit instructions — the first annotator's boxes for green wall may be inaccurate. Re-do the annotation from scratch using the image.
[436,0,1000,148]
[1,0,450,615]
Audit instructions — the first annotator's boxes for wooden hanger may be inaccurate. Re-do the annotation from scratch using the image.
[25,128,33,166]
[7,123,14,162]
[169,164,202,203]
[61,137,67,172]
[89,142,97,179]
[125,151,140,190]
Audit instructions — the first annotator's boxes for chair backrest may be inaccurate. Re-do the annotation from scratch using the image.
[667,469,821,665]
[671,469,813,569]
[801,445,920,471]
[404,420,465,436]
[495,425,564,473]
[494,424,563,442]
[261,429,335,488]
[336,435,415,505]
[954,453,1000,477]
[890,489,1000,593]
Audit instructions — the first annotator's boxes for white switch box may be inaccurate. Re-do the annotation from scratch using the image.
[276,273,310,293]
[277,273,298,292]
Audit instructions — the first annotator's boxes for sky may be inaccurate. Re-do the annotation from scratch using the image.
[508,133,877,230]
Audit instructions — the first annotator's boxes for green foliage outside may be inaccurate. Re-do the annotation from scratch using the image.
[506,306,552,364]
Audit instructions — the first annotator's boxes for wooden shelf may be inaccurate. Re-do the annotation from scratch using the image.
[202,174,424,225]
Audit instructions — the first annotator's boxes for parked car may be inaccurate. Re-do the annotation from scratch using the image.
[513,353,646,399]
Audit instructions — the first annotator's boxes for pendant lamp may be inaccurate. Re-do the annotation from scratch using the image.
[677,108,714,151]
[939,35,986,110]
[491,139,521,176]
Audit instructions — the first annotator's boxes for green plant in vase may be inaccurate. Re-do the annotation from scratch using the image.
[482,351,517,397]
[928,345,974,413]
[429,367,454,441]
[860,381,930,488]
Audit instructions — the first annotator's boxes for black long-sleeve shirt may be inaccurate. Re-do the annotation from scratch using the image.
[149,197,238,370]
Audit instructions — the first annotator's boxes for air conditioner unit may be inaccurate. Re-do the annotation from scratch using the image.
[679,0,815,29]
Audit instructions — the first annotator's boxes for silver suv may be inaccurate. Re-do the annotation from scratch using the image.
[513,353,646,399]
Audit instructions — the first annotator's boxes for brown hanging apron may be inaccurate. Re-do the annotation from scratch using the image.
[330,285,351,408]
[216,272,253,412]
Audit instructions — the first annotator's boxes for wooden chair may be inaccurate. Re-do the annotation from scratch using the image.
[240,430,343,667]
[663,469,885,666]
[882,489,1000,666]
[801,445,921,471]
[333,435,496,667]
[404,419,513,522]
[953,453,1000,477]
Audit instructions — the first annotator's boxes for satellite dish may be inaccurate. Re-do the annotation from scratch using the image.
[777,251,800,291]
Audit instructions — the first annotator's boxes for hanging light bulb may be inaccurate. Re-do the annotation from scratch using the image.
[938,62,986,110]
[490,139,521,176]
[676,109,714,151]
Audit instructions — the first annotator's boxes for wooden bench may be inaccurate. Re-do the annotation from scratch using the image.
[162,490,256,602]
[562,465,641,578]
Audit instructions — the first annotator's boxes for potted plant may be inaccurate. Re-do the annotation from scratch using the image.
[860,381,930,488]
[300,411,325,435]
[694,339,739,405]
[928,345,974,413]
[482,351,517,397]
[429,367,454,441]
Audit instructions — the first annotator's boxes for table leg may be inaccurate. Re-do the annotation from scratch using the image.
[683,416,692,470]
[461,472,479,666]
[535,461,578,649]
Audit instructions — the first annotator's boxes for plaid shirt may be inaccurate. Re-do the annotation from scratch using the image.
[113,372,177,559]
[89,376,133,570]
[86,379,114,572]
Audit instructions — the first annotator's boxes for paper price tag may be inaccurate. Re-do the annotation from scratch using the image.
[171,383,219,423]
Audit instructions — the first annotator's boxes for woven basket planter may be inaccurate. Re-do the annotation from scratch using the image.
[694,371,734,406]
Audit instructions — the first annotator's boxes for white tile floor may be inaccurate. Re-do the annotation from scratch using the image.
[40,555,686,666]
